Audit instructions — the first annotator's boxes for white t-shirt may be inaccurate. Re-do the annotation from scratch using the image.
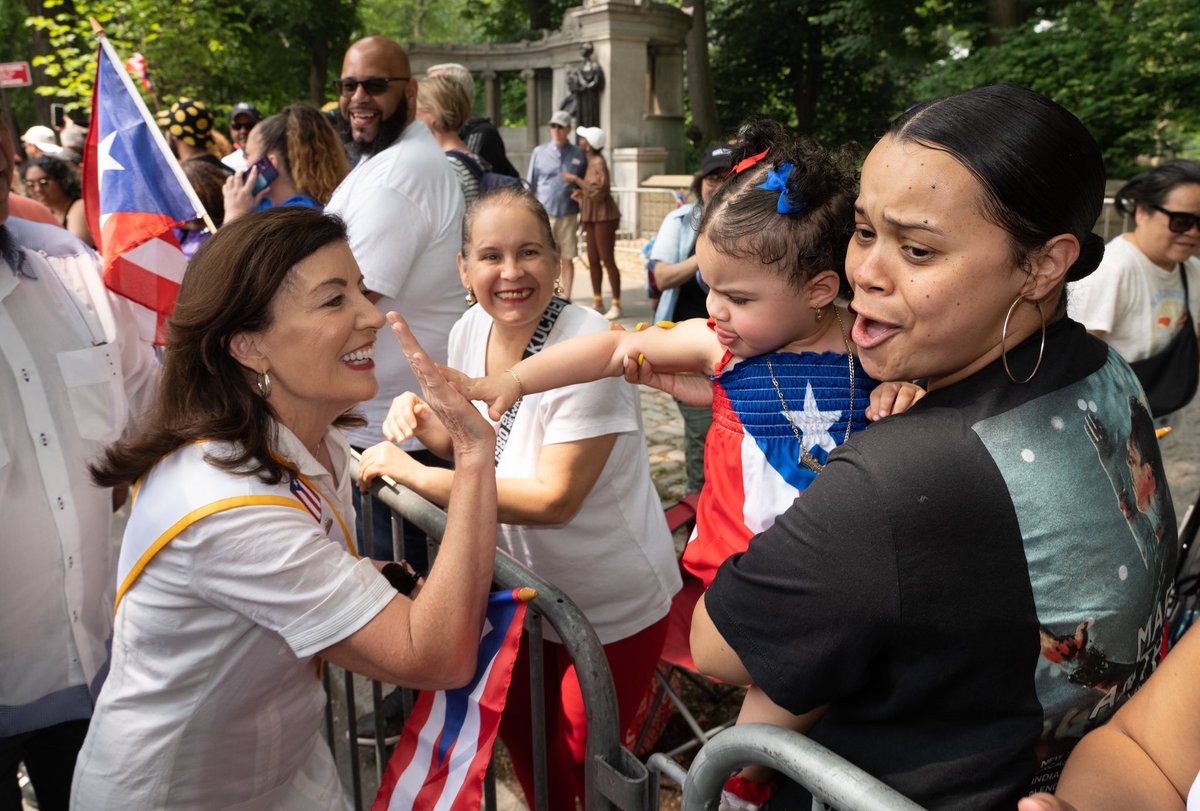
[325,121,465,450]
[1068,235,1200,362]
[450,304,681,644]
[71,426,396,810]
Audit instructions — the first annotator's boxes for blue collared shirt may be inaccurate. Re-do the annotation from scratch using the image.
[526,141,586,218]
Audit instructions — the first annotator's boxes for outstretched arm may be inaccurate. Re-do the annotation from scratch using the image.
[449,317,720,420]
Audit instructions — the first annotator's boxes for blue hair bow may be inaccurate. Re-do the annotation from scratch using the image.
[756,162,806,215]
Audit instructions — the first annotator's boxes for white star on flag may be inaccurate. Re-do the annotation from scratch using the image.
[96,131,125,230]
[782,382,843,457]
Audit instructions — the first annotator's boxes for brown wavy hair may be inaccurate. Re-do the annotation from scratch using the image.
[90,208,363,487]
[253,104,349,205]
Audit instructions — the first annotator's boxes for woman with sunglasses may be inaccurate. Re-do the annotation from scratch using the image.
[1069,160,1200,416]
[21,155,93,247]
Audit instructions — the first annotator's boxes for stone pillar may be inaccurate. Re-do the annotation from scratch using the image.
[564,1,691,177]
[522,68,538,148]
[482,70,500,123]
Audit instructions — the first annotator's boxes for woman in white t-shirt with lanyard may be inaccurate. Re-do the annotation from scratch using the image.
[1069,160,1200,417]
[358,187,681,811]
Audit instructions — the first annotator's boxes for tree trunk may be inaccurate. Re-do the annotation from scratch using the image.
[791,2,821,135]
[308,33,328,107]
[23,0,54,125]
[682,0,720,140]
[527,0,550,31]
[986,0,1027,45]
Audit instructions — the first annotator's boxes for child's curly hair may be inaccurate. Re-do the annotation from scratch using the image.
[699,119,859,294]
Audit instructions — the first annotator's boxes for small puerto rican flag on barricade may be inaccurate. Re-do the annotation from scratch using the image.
[372,588,535,811]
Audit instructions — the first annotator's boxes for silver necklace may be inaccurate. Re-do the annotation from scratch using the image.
[765,306,854,474]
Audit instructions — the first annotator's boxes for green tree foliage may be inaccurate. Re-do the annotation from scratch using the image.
[358,0,485,46]
[705,0,955,148]
[15,0,355,132]
[915,0,1200,177]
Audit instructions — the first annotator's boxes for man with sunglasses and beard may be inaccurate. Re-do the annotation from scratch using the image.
[326,36,464,578]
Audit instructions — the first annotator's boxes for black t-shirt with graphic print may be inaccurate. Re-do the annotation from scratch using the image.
[706,318,1177,810]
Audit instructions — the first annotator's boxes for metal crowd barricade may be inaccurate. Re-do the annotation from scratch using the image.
[326,461,653,811]
[670,724,926,811]
[1095,197,1129,241]
[612,187,683,240]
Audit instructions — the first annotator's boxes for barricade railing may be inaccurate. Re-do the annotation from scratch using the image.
[326,460,652,811]
[1096,198,1130,242]
[669,724,926,811]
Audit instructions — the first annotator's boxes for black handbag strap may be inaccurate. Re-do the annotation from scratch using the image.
[1129,264,1198,417]
[493,297,569,466]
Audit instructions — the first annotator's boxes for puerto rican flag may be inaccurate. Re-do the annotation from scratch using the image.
[83,36,207,345]
[289,476,323,523]
[373,589,531,811]
[123,52,153,94]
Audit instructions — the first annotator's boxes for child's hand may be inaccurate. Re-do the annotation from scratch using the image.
[438,365,522,422]
[358,441,424,489]
[382,392,436,444]
[866,381,926,421]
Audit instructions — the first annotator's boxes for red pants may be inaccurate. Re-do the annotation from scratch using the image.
[498,615,668,810]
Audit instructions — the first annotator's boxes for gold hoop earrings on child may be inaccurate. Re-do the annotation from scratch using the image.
[1001,295,1046,384]
[465,288,477,306]
[256,370,272,399]
[813,306,824,322]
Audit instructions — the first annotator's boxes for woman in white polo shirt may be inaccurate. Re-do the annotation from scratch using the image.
[71,208,498,809]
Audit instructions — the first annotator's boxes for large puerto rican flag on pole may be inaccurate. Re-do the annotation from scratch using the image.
[82,34,207,345]
[373,589,533,811]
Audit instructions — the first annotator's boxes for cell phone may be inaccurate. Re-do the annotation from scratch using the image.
[249,155,278,195]
[51,103,65,130]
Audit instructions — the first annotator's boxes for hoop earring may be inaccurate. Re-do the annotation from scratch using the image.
[813,306,824,322]
[554,278,565,297]
[465,288,476,306]
[256,369,272,399]
[1001,295,1046,384]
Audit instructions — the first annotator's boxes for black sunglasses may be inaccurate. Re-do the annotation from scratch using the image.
[1148,204,1200,235]
[333,76,409,97]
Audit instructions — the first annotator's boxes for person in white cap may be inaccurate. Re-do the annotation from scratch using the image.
[526,110,586,297]
[563,125,622,319]
[20,125,62,159]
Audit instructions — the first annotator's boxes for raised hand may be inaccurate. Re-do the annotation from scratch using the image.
[387,312,494,461]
